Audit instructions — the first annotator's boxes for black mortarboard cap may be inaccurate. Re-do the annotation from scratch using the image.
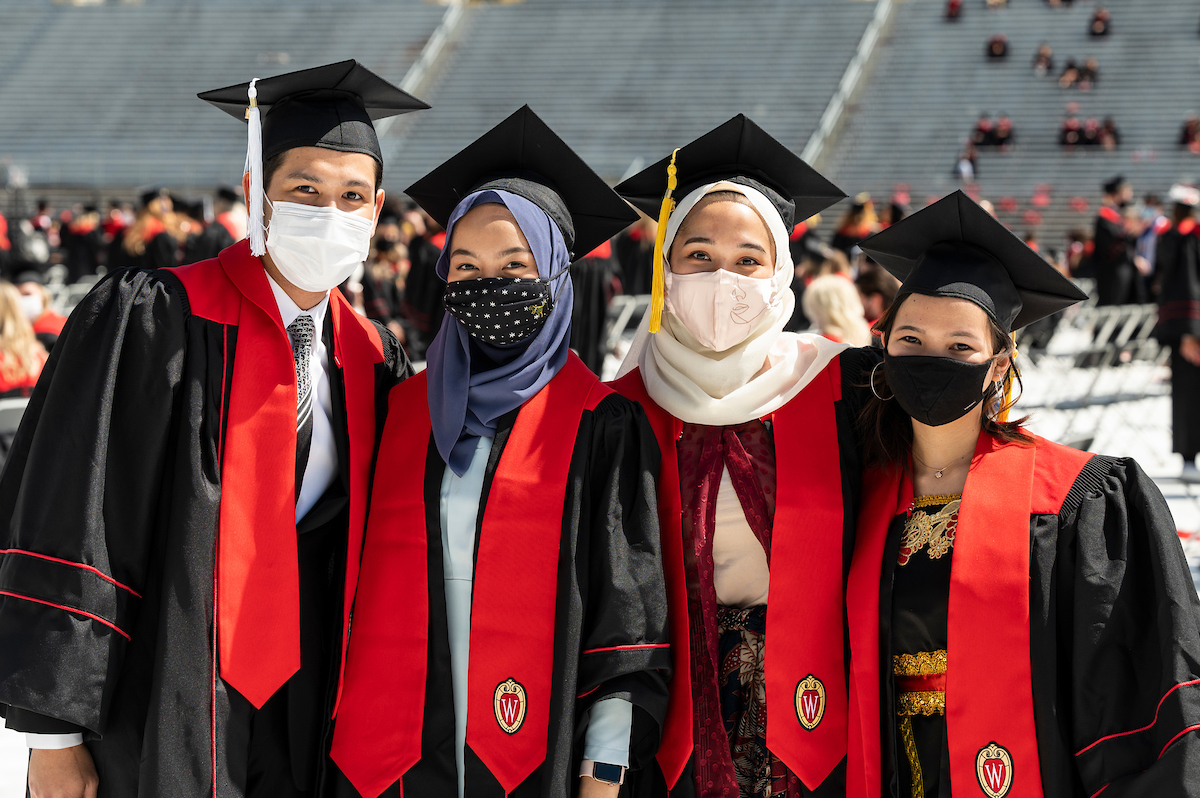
[140,186,168,208]
[216,185,241,204]
[859,190,1087,332]
[199,60,428,164]
[614,115,845,234]
[405,105,637,257]
[13,269,44,286]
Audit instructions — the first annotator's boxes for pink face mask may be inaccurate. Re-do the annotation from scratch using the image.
[665,268,779,352]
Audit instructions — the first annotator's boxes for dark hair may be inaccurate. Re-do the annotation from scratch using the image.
[1174,202,1198,223]
[263,149,384,195]
[858,293,1032,469]
[854,268,899,308]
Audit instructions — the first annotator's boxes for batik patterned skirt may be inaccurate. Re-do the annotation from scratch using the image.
[717,605,803,798]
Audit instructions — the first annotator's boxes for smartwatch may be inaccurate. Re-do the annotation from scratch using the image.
[580,759,626,785]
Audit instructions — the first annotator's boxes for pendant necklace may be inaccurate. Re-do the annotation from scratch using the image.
[913,450,959,479]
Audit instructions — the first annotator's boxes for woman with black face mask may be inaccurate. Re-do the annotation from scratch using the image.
[328,107,669,798]
[845,191,1200,798]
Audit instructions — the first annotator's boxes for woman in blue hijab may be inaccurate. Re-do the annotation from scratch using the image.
[330,107,671,798]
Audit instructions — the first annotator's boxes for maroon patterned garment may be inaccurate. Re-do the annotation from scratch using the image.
[677,420,804,797]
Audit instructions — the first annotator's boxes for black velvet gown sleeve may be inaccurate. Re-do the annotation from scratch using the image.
[1037,455,1200,796]
[574,393,671,776]
[0,269,187,734]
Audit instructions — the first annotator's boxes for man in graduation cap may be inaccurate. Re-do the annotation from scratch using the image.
[0,60,426,798]
[847,190,1200,798]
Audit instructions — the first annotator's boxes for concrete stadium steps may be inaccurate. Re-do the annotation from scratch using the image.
[0,0,445,188]
[823,0,1200,248]
[382,0,877,189]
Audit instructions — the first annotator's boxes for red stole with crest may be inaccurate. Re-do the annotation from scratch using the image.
[168,240,383,710]
[611,359,848,792]
[846,431,1093,798]
[331,352,611,798]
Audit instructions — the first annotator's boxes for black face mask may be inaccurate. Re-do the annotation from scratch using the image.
[443,274,561,346]
[883,352,995,427]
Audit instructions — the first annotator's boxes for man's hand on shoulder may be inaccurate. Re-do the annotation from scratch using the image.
[28,745,99,798]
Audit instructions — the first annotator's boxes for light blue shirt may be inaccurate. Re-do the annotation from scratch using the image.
[439,437,630,797]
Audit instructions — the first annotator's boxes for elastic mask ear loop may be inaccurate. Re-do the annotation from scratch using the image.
[542,263,572,306]
[262,195,276,237]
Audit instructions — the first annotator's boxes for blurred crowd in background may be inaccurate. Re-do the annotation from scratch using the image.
[0,167,1187,384]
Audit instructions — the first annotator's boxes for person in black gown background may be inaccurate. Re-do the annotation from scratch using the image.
[1153,184,1200,481]
[1092,176,1147,305]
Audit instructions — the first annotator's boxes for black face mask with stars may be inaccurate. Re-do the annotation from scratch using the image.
[443,273,564,346]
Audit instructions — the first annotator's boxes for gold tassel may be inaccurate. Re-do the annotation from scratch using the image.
[997,332,1018,423]
[647,148,680,334]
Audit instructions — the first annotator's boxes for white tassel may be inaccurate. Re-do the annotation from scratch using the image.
[244,78,267,257]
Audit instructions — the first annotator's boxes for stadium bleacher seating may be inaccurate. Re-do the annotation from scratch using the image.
[823,0,1200,249]
[0,0,444,192]
[362,0,878,188]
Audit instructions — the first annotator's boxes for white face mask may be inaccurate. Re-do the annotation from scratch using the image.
[19,293,44,322]
[665,268,778,352]
[265,201,374,293]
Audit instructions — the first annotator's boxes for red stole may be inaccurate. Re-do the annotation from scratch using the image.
[611,361,847,792]
[846,431,1093,798]
[331,352,611,798]
[168,240,383,710]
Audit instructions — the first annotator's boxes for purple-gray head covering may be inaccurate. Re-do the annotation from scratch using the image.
[426,189,574,475]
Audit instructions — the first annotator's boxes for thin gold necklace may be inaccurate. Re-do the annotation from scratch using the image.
[912,450,964,480]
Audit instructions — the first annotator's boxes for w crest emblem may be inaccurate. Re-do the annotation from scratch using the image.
[975,742,1014,798]
[493,678,527,735]
[794,674,826,730]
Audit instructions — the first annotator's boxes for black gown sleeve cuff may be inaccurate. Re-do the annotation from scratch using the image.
[4,705,84,735]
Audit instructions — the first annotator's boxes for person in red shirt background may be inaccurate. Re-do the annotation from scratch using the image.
[14,269,67,351]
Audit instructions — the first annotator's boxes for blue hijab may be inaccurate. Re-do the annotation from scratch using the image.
[426,189,574,475]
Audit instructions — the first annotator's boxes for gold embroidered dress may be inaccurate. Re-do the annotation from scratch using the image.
[885,495,959,798]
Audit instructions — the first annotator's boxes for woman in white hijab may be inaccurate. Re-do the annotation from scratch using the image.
[610,117,879,798]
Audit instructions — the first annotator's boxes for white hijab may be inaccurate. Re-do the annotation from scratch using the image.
[616,180,847,425]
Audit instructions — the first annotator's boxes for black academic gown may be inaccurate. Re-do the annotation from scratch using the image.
[1153,219,1200,459]
[864,451,1200,797]
[106,229,178,271]
[0,253,411,798]
[330,369,670,798]
[569,249,620,374]
[183,222,238,266]
[1092,206,1144,306]
[399,235,446,360]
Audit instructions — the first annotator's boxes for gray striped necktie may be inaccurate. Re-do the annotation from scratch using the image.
[287,314,316,503]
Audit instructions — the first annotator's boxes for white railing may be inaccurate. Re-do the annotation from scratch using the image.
[800,0,896,167]
[375,0,468,140]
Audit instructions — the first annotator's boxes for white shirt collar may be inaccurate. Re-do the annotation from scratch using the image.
[264,271,329,342]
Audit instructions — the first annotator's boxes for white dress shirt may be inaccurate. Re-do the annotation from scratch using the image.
[265,273,338,521]
[26,273,339,750]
